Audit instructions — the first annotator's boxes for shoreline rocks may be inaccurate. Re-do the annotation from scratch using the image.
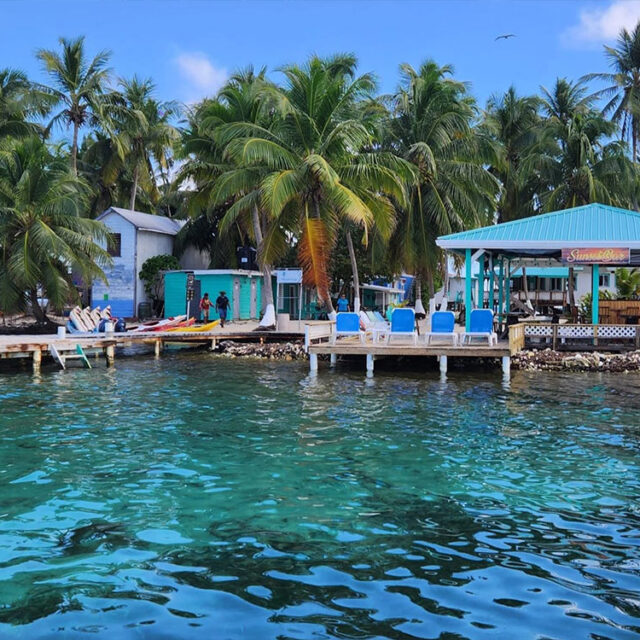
[213,340,308,360]
[513,349,640,372]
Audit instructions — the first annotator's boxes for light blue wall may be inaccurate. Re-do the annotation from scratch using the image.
[136,230,174,307]
[92,212,136,317]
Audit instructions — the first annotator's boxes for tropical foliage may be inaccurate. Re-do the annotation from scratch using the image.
[2,20,640,322]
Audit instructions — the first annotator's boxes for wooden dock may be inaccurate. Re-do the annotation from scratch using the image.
[0,328,304,373]
[305,323,515,376]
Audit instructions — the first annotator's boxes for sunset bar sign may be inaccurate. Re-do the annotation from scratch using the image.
[561,247,630,264]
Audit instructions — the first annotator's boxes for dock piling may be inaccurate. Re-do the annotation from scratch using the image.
[105,344,115,367]
[366,353,374,373]
[309,353,318,373]
[32,348,41,374]
[154,340,161,357]
[439,355,448,374]
[330,353,337,367]
[502,355,511,378]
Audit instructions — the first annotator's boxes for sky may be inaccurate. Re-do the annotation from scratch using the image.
[1,0,639,110]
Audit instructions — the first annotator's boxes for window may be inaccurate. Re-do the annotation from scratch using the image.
[107,233,121,257]
[599,273,610,287]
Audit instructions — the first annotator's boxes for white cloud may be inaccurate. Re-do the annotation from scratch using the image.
[175,52,228,100]
[566,0,640,45]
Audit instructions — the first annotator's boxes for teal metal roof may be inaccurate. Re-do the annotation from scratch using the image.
[437,204,640,250]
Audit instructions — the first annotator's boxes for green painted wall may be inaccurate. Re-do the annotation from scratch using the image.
[164,272,188,317]
[164,271,261,320]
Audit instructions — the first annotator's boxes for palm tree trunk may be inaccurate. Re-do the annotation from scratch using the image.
[71,122,79,176]
[345,230,360,313]
[30,288,47,324]
[312,199,334,316]
[252,207,275,328]
[130,165,139,210]
[426,270,435,298]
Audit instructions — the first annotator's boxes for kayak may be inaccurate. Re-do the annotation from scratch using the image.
[128,315,187,333]
[165,320,220,333]
[149,317,195,332]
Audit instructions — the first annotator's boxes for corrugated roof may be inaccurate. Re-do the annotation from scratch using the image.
[98,207,185,235]
[437,204,640,250]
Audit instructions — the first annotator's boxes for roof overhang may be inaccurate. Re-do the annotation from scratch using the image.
[437,240,640,251]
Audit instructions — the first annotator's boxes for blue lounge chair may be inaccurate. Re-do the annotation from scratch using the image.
[424,311,458,346]
[461,309,498,346]
[332,312,364,344]
[385,308,417,345]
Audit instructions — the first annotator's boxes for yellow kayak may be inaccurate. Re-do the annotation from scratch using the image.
[165,320,220,333]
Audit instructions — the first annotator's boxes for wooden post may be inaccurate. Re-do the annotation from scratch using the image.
[309,353,318,373]
[552,324,558,351]
[465,248,472,332]
[497,258,504,331]
[105,344,115,367]
[154,340,161,357]
[439,355,447,374]
[592,264,600,325]
[488,254,495,311]
[330,353,337,367]
[502,356,511,378]
[32,348,42,374]
[635,325,640,349]
[366,353,374,373]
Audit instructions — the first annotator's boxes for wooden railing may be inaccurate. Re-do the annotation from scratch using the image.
[521,322,640,350]
[304,321,334,352]
[508,323,526,355]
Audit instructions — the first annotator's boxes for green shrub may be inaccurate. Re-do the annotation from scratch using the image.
[139,254,181,315]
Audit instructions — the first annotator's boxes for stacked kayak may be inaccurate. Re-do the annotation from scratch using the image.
[165,320,220,333]
[128,315,187,333]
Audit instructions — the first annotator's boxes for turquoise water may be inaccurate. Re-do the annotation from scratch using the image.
[0,354,639,639]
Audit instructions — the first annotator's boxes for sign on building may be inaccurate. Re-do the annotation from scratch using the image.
[561,248,630,264]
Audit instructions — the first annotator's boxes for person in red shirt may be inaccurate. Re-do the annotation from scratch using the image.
[199,293,213,322]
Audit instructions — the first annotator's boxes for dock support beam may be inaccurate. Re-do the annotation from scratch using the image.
[465,248,472,332]
[154,340,162,357]
[497,258,504,329]
[32,348,41,374]
[366,353,374,373]
[592,264,600,325]
[488,254,495,311]
[439,355,448,374]
[105,344,115,367]
[502,356,511,378]
[330,353,337,367]
[309,353,318,373]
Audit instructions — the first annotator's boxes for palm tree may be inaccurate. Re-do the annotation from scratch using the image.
[176,68,277,316]
[101,76,179,210]
[541,110,635,210]
[37,36,111,174]
[483,86,545,222]
[615,267,640,299]
[582,21,640,163]
[0,69,46,142]
[0,137,111,322]
[386,61,498,300]
[214,55,408,314]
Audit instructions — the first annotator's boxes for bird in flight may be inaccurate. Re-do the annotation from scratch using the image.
[495,34,516,40]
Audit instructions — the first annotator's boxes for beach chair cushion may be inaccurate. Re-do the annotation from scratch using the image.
[430,311,455,333]
[391,308,415,333]
[336,312,360,333]
[469,309,494,334]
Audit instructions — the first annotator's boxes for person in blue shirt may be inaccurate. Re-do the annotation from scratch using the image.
[336,293,350,312]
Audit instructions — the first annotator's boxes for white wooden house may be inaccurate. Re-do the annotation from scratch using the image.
[92,207,186,317]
